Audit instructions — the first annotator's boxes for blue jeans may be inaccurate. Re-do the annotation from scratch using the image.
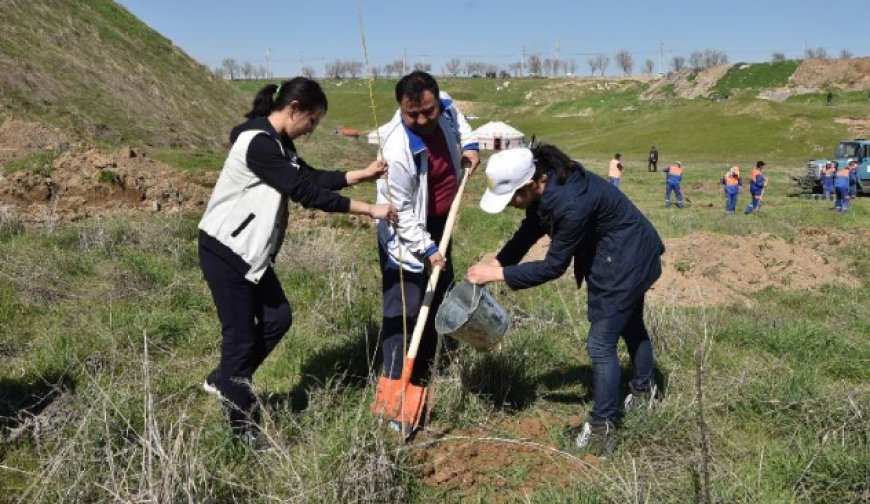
[586,296,655,422]
[609,177,620,189]
[835,186,849,212]
[725,192,738,213]
[665,182,683,207]
[744,193,762,214]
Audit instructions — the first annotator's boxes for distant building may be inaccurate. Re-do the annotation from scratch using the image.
[472,121,525,150]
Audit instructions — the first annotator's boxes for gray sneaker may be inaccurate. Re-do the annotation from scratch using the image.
[573,419,617,456]
[623,382,659,412]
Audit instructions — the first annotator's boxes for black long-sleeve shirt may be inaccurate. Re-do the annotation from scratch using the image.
[230,116,351,213]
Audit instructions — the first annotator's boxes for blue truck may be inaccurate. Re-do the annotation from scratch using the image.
[797,139,870,195]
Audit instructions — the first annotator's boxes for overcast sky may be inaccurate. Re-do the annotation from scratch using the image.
[117,0,868,77]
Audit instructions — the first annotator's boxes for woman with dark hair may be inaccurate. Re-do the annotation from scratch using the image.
[466,143,664,455]
[198,77,396,442]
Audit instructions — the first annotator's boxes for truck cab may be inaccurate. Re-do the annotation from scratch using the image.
[806,139,870,194]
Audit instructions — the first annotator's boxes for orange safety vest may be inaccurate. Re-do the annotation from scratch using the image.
[750,167,761,183]
[609,159,623,178]
[823,166,835,177]
[669,164,683,176]
[836,167,850,178]
[724,170,740,186]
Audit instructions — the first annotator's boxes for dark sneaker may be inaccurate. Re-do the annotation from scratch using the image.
[572,419,617,456]
[623,382,659,412]
[203,368,224,400]
[233,427,278,453]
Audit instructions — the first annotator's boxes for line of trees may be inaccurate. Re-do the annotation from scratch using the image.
[215,45,860,81]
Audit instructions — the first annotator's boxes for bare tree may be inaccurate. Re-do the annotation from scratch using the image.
[241,62,255,79]
[444,58,461,77]
[412,62,431,72]
[840,49,853,59]
[643,59,655,75]
[804,47,829,60]
[689,51,704,70]
[614,50,634,76]
[671,56,686,72]
[370,66,381,79]
[221,58,239,80]
[302,65,316,79]
[702,49,728,68]
[527,54,542,76]
[324,59,342,79]
[346,61,363,78]
[771,52,786,62]
[543,58,554,77]
[213,66,225,79]
[566,58,577,75]
[257,65,269,79]
[587,57,598,76]
[508,62,522,77]
[595,54,610,76]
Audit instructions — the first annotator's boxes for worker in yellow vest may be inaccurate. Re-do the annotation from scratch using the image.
[608,153,624,189]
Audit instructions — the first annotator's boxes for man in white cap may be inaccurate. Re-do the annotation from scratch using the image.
[467,143,664,456]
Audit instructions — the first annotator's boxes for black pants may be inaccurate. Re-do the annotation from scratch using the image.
[379,217,454,384]
[648,160,657,172]
[199,244,292,434]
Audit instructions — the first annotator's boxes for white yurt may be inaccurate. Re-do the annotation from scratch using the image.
[472,121,525,151]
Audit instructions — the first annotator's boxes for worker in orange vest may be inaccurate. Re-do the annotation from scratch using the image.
[663,161,684,208]
[608,153,624,189]
[720,165,742,215]
[834,162,851,213]
[821,161,835,199]
[744,161,767,214]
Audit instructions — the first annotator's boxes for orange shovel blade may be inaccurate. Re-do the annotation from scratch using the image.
[372,376,427,433]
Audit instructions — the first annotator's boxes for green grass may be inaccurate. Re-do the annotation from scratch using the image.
[1,149,59,176]
[713,61,801,95]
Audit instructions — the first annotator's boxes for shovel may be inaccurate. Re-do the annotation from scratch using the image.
[372,159,472,438]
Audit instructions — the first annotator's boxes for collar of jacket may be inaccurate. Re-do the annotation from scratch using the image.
[399,97,454,157]
[234,116,297,155]
[535,165,588,225]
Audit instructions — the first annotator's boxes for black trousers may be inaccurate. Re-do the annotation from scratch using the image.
[648,160,657,172]
[379,216,454,384]
[199,244,292,434]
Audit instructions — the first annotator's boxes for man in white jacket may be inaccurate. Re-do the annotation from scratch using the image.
[374,72,478,420]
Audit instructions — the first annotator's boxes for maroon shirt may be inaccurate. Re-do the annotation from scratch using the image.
[422,126,457,218]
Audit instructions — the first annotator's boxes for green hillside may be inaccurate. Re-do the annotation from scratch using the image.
[0,0,246,147]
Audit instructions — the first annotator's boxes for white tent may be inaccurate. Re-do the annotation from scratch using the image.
[472,121,525,151]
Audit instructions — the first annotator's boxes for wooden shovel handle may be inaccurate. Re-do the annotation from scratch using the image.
[403,165,471,365]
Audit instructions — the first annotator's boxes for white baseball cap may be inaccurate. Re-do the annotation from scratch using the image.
[479,148,535,214]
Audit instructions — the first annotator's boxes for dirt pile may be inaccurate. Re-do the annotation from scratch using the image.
[790,57,870,90]
[413,412,597,495]
[640,64,732,100]
[504,229,859,307]
[0,146,215,223]
[649,230,860,307]
[0,117,69,164]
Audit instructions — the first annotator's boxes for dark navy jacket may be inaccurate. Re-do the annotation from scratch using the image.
[497,164,664,322]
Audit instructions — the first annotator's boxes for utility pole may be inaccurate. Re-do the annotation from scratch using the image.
[659,42,663,76]
[402,47,406,75]
[266,47,272,79]
[555,38,561,77]
[521,45,525,77]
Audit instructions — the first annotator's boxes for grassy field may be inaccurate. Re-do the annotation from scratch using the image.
[1,75,868,502]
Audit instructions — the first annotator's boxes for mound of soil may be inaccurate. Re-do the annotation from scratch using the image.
[649,230,859,307]
[0,117,68,164]
[791,58,870,90]
[0,146,215,223]
[412,412,598,495]
[500,229,860,307]
[640,64,732,100]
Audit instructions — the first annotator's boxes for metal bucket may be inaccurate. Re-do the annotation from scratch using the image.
[435,281,511,352]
